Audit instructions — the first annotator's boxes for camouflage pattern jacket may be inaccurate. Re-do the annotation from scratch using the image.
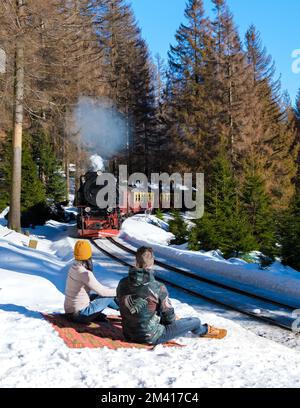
[116,267,176,344]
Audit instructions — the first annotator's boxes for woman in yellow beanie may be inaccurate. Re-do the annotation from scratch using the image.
[64,240,119,323]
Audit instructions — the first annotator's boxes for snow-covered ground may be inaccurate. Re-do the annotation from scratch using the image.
[120,215,300,309]
[1,211,300,388]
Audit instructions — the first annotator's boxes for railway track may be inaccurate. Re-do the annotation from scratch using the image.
[108,237,296,309]
[91,238,297,331]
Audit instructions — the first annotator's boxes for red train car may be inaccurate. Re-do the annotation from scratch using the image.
[76,172,154,238]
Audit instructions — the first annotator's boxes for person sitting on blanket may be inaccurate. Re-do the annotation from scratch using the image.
[117,246,227,345]
[64,240,119,323]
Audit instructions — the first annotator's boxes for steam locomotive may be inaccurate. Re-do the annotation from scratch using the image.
[76,171,154,238]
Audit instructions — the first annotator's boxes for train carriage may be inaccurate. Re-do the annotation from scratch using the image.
[76,170,184,238]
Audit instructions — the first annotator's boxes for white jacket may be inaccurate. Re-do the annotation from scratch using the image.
[64,261,116,314]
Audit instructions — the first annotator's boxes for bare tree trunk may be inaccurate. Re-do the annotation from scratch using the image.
[8,0,25,232]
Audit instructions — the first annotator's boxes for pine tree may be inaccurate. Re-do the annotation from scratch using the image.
[130,38,157,176]
[280,194,300,271]
[189,152,256,258]
[151,54,169,172]
[91,0,156,174]
[155,208,165,221]
[0,132,46,213]
[32,131,66,203]
[168,210,189,245]
[241,163,277,260]
[270,93,298,209]
[211,0,251,167]
[21,138,46,212]
[245,24,281,119]
[294,89,300,190]
[244,26,298,209]
[0,134,11,211]
[166,0,215,174]
[240,25,275,171]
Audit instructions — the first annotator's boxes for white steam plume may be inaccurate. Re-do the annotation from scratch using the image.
[72,97,127,159]
[88,154,105,172]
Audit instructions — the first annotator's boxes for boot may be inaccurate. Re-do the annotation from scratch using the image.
[201,325,227,339]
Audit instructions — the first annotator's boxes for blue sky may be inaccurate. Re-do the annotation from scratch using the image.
[130,0,299,103]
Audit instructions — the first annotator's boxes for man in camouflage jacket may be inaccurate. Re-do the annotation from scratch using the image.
[117,247,227,345]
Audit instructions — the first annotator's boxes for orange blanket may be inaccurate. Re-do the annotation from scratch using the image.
[42,313,183,350]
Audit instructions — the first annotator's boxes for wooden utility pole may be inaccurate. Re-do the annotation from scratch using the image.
[8,0,25,231]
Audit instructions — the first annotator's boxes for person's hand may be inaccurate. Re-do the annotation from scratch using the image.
[175,315,180,320]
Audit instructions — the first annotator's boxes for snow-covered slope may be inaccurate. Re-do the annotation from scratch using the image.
[1,218,300,387]
[120,215,300,308]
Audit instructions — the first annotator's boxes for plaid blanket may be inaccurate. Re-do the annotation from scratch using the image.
[42,313,183,350]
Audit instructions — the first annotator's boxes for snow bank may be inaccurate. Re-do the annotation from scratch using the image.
[121,215,300,309]
[121,215,174,245]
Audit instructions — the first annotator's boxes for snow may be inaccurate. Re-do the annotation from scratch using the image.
[0,207,9,227]
[121,214,174,245]
[120,215,300,309]
[1,212,300,387]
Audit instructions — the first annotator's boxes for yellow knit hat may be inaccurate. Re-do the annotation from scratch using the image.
[74,240,92,261]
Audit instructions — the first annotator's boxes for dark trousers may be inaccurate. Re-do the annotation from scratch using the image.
[154,317,208,345]
[72,294,119,323]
